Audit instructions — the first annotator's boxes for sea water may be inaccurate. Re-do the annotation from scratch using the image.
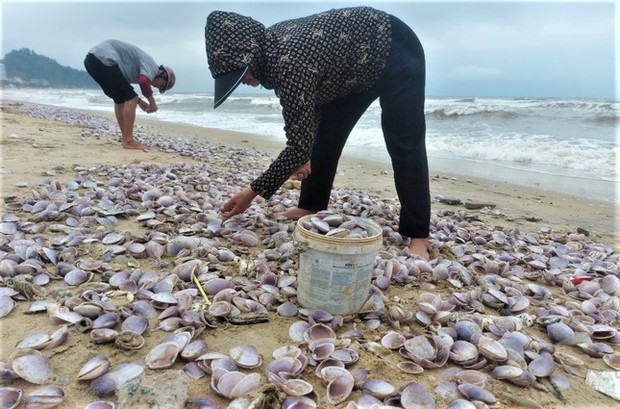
[2,87,617,203]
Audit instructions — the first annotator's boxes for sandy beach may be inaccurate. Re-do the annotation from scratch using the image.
[0,100,618,409]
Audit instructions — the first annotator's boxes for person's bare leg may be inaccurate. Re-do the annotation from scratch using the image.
[409,237,430,261]
[117,98,147,150]
[114,102,124,143]
[281,207,315,220]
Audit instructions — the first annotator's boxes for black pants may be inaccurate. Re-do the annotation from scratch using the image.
[84,53,138,104]
[298,16,430,238]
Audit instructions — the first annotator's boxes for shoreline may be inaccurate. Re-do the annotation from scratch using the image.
[1,88,616,204]
[145,113,619,205]
[340,144,618,204]
[2,99,618,247]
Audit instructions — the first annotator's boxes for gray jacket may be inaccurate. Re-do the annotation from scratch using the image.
[90,40,158,84]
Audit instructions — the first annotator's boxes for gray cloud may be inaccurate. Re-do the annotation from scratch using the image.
[1,0,616,98]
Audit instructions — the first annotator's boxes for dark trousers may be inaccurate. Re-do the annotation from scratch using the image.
[84,53,137,104]
[298,16,430,238]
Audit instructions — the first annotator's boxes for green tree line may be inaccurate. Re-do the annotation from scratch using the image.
[2,48,97,88]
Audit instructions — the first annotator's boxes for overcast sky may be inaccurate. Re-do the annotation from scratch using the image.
[1,0,617,99]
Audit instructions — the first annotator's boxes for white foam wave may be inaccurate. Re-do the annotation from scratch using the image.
[2,87,616,185]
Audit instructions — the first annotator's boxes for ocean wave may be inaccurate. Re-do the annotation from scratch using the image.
[588,113,620,125]
[426,107,520,119]
[425,131,617,182]
[2,87,616,184]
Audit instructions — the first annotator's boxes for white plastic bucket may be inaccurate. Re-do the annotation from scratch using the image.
[294,215,383,315]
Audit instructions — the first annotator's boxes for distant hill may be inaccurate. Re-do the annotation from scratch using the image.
[1,48,97,88]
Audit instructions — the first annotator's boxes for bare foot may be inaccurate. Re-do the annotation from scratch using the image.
[122,141,149,151]
[408,238,430,261]
[281,207,315,220]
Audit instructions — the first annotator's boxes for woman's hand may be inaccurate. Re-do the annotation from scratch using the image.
[291,161,311,181]
[220,186,258,218]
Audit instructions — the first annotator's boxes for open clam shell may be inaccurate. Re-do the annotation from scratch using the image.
[64,269,93,286]
[0,387,23,409]
[212,370,261,399]
[120,315,149,335]
[457,383,497,404]
[92,313,119,330]
[400,382,435,409]
[164,330,193,350]
[48,306,83,326]
[288,321,310,343]
[84,401,116,409]
[0,295,16,318]
[505,370,536,386]
[267,372,313,397]
[588,324,617,340]
[381,331,406,350]
[268,356,305,378]
[454,320,482,342]
[90,329,119,344]
[181,340,209,362]
[281,396,317,409]
[447,399,477,409]
[208,301,233,317]
[73,302,104,319]
[272,346,303,360]
[528,355,556,377]
[229,345,262,369]
[450,340,479,365]
[360,378,397,399]
[16,332,52,351]
[146,342,181,369]
[304,323,336,343]
[204,278,235,296]
[0,363,20,382]
[331,348,359,365]
[150,292,178,309]
[90,362,144,398]
[499,332,529,354]
[315,358,344,379]
[603,353,620,371]
[477,336,508,362]
[24,386,64,408]
[78,355,111,381]
[599,275,619,294]
[396,361,424,375]
[403,335,436,361]
[12,354,52,385]
[277,302,298,317]
[578,341,613,358]
[309,339,336,362]
[455,369,488,387]
[492,365,524,380]
[322,367,354,405]
[547,322,576,344]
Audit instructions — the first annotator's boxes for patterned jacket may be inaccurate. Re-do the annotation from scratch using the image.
[205,7,392,198]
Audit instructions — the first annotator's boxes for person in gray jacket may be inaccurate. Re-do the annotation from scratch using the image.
[205,7,430,260]
[84,40,176,150]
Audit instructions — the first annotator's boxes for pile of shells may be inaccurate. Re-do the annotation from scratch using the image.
[0,102,618,409]
[298,211,376,239]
